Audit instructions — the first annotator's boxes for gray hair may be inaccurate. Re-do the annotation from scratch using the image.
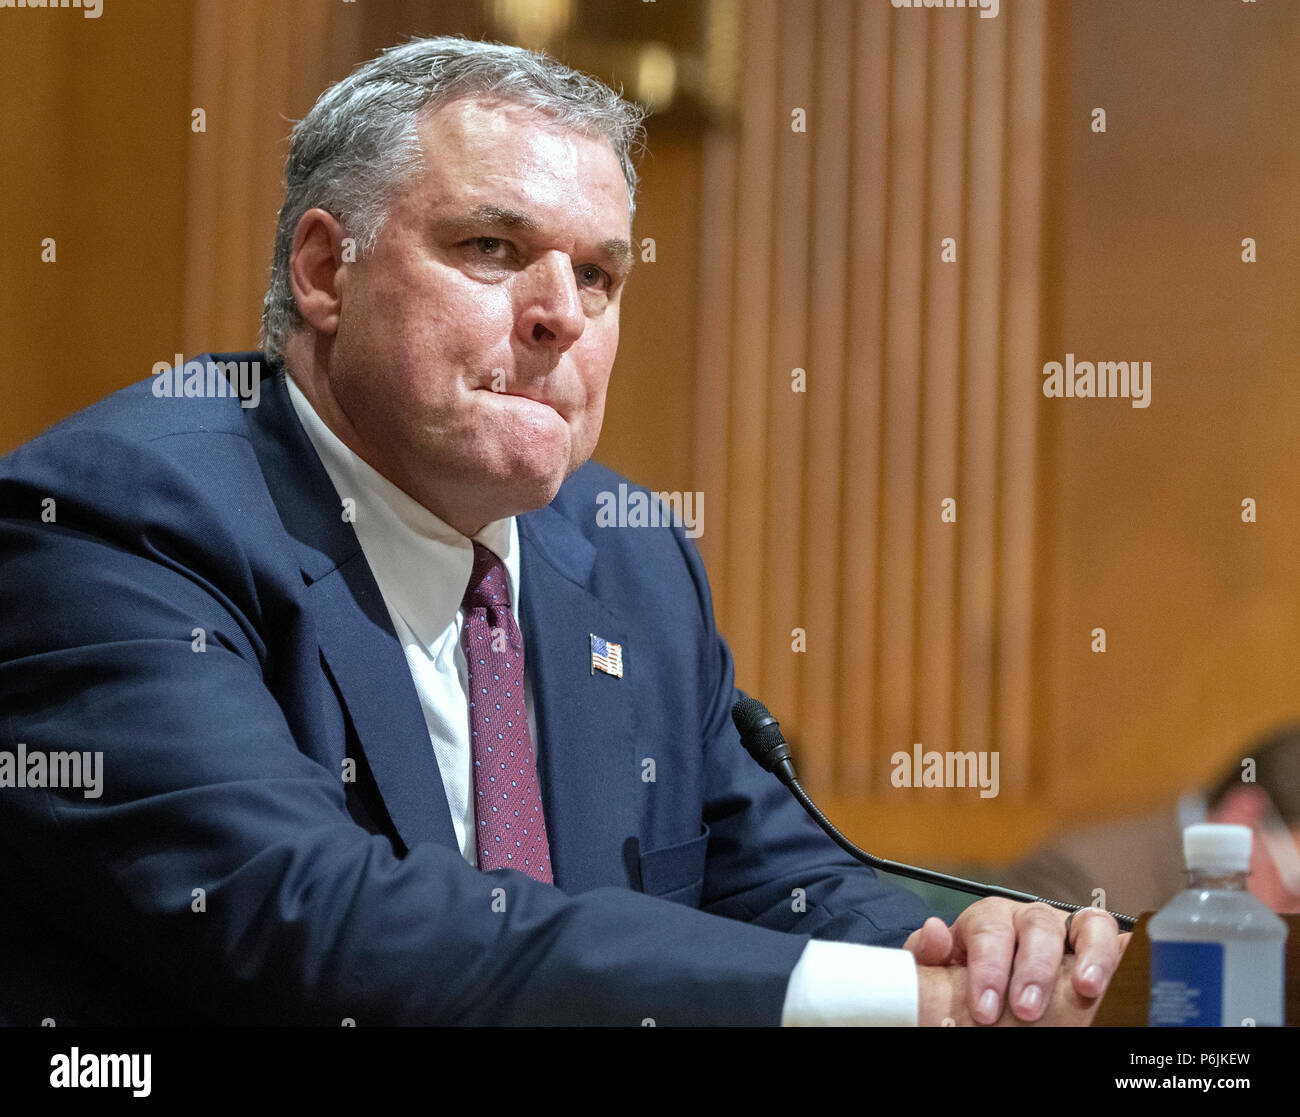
[260,35,646,363]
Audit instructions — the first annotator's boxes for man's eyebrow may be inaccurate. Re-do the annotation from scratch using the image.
[436,204,542,235]
[436,204,634,272]
[597,238,635,273]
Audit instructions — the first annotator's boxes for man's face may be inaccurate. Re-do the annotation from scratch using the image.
[322,96,634,532]
[1248,820,1300,914]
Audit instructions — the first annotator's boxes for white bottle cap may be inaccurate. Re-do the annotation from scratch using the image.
[1183,823,1252,873]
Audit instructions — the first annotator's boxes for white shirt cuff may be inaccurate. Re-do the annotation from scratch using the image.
[781,939,919,1026]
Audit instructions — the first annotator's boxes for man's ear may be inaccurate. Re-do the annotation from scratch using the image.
[289,207,348,337]
[1212,783,1272,828]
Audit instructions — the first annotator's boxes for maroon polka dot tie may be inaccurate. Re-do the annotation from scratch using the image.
[460,542,554,883]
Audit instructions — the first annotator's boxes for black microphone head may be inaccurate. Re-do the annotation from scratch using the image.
[730,696,793,774]
[731,695,775,739]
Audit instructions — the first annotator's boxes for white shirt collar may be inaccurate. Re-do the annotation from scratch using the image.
[285,374,521,648]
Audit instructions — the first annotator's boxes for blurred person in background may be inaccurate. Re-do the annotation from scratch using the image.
[998,725,1300,916]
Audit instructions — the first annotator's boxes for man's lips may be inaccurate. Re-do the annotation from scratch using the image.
[479,386,566,416]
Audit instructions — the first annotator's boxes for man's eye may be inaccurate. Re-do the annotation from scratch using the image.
[475,237,505,256]
[577,264,610,290]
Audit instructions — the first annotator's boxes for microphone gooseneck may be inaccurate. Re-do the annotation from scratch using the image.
[730,695,1138,932]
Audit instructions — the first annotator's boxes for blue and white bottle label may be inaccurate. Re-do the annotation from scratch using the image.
[1149,942,1223,1026]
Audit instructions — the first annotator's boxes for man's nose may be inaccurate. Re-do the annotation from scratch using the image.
[516,252,586,353]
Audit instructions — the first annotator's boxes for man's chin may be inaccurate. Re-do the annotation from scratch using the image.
[476,458,571,519]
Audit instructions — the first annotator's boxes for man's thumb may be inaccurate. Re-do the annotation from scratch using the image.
[904,916,955,965]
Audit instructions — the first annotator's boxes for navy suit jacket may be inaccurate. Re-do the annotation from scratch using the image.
[0,354,929,1025]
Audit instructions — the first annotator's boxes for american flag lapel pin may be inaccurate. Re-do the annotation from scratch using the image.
[590,633,624,678]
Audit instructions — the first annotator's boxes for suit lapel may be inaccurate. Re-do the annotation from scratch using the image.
[244,368,457,854]
[518,507,636,894]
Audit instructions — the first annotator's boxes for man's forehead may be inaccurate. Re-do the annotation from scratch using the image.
[414,95,630,222]
[423,94,574,136]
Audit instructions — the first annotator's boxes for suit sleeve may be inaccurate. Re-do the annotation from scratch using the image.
[0,430,816,1026]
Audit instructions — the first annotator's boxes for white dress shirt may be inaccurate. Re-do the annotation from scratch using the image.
[286,375,918,1026]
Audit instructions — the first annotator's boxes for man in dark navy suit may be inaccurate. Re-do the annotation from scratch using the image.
[0,37,1122,1026]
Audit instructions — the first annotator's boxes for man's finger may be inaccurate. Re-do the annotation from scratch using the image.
[952,899,1018,1024]
[904,916,955,966]
[1005,902,1070,1022]
[1066,908,1122,999]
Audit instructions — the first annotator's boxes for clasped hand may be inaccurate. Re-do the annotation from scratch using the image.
[908,899,1128,1026]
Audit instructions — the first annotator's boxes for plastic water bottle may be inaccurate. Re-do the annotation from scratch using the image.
[1148,823,1287,1026]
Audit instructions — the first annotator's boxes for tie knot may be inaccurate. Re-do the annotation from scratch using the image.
[462,542,511,612]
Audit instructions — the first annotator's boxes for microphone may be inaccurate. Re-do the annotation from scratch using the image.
[731,695,1138,931]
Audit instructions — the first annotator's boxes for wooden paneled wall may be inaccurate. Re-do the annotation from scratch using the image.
[0,3,195,451]
[693,1,1047,840]
[689,0,1300,863]
[1036,0,1300,841]
[179,0,366,355]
